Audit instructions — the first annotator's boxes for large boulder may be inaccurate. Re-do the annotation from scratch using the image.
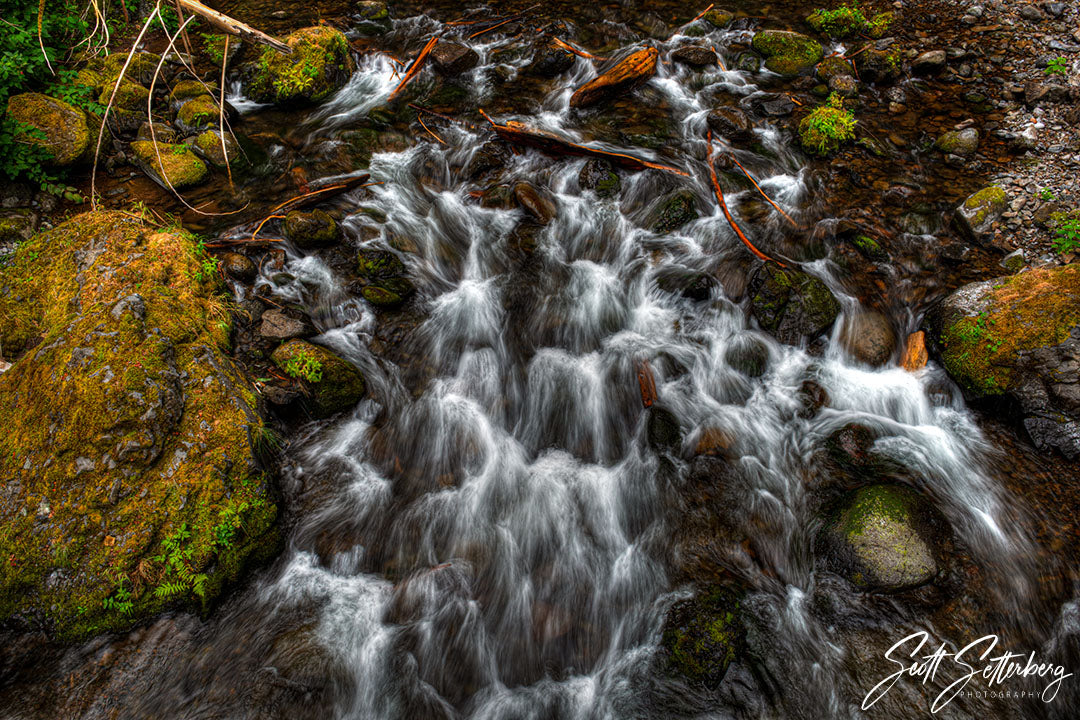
[5,93,90,166]
[751,30,823,77]
[927,266,1080,458]
[129,140,209,189]
[749,265,841,345]
[0,211,279,639]
[818,485,940,591]
[246,26,354,104]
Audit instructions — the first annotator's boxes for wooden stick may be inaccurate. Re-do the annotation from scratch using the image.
[469,17,514,39]
[706,131,784,267]
[727,154,798,227]
[551,37,607,61]
[176,0,292,54]
[689,3,715,25]
[417,112,446,144]
[390,36,439,99]
[637,359,657,408]
[266,173,371,215]
[252,214,285,240]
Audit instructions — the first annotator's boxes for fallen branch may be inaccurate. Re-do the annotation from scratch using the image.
[637,359,657,408]
[570,46,659,108]
[726,153,798,227]
[417,112,446,144]
[469,17,515,39]
[390,36,439,99]
[267,173,371,215]
[176,0,292,53]
[706,131,784,267]
[479,109,688,176]
[689,4,715,25]
[551,37,607,61]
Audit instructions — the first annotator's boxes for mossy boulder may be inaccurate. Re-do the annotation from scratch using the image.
[192,130,245,170]
[5,93,90,166]
[703,9,734,28]
[806,5,869,38]
[246,26,354,105]
[935,128,979,158]
[651,190,699,233]
[953,185,1007,243]
[130,140,210,189]
[101,51,162,86]
[270,339,365,417]
[749,264,840,345]
[355,248,416,307]
[0,211,279,639]
[285,209,340,249]
[927,266,1080,458]
[355,1,392,35]
[816,56,852,83]
[99,78,150,112]
[170,79,211,104]
[660,585,744,686]
[751,30,823,77]
[819,485,940,590]
[855,48,902,84]
[175,94,219,134]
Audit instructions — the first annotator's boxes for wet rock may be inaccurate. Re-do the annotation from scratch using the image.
[271,339,365,417]
[136,121,178,144]
[285,209,340,249]
[671,45,717,68]
[480,184,515,209]
[841,311,896,367]
[355,248,416,307]
[660,585,744,686]
[750,30,823,77]
[656,268,714,301]
[465,141,509,178]
[1019,5,1045,22]
[819,485,940,590]
[798,379,830,418]
[911,50,947,75]
[693,426,735,456]
[647,406,682,453]
[175,94,219,133]
[828,74,858,97]
[1024,82,1070,107]
[0,211,279,638]
[129,140,209,189]
[651,190,698,233]
[703,9,734,28]
[578,158,621,198]
[245,27,353,104]
[169,79,211,104]
[934,128,979,158]
[5,93,89,166]
[192,130,245,170]
[926,266,1080,459]
[816,56,852,83]
[221,252,257,282]
[430,41,480,77]
[725,336,769,377]
[528,43,575,77]
[706,107,754,144]
[355,1,392,35]
[759,96,795,116]
[953,185,1007,243]
[260,309,310,342]
[0,209,39,245]
[748,265,841,345]
[855,48,902,84]
[513,182,556,224]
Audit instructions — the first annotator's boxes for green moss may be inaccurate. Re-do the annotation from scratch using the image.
[271,339,365,417]
[807,4,869,37]
[652,190,698,233]
[170,79,211,104]
[661,586,743,686]
[99,78,150,112]
[868,11,894,38]
[193,130,244,169]
[816,55,852,82]
[356,248,415,307]
[799,93,856,156]
[248,26,353,104]
[284,209,339,248]
[130,140,209,188]
[176,94,218,131]
[102,51,161,86]
[852,234,888,262]
[703,9,734,28]
[751,30,824,76]
[938,266,1080,396]
[0,211,279,639]
[5,93,90,166]
[832,485,935,589]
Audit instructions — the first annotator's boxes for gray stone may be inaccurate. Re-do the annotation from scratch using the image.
[260,310,308,341]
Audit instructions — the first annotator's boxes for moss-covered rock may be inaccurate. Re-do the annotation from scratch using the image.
[130,140,210,189]
[175,94,219,133]
[270,339,365,417]
[660,585,744,686]
[953,185,1007,242]
[102,51,162,86]
[0,211,279,639]
[935,128,979,157]
[355,1,392,35]
[578,158,621,198]
[806,4,868,38]
[99,78,150,112]
[170,79,212,104]
[703,9,734,28]
[799,93,856,156]
[927,266,1080,458]
[192,130,245,170]
[820,485,939,590]
[749,264,840,345]
[355,248,416,307]
[751,30,823,77]
[652,190,698,233]
[816,55,852,83]
[5,93,90,166]
[855,48,902,84]
[285,209,340,248]
[246,26,354,105]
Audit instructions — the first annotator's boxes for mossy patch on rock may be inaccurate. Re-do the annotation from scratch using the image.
[954,185,1007,242]
[271,339,365,417]
[247,26,354,104]
[751,30,823,77]
[0,211,279,639]
[101,51,162,86]
[749,264,840,345]
[5,93,90,166]
[170,79,212,104]
[130,140,210,189]
[175,94,219,133]
[355,248,416,307]
[285,209,340,248]
[652,190,698,233]
[192,130,245,169]
[935,128,979,157]
[806,4,869,38]
[799,93,856,156]
[99,78,150,112]
[661,585,744,686]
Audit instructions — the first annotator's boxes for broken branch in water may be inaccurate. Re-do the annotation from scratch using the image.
[176,0,292,53]
[637,359,657,408]
[706,131,785,267]
[417,112,446,144]
[266,173,371,216]
[479,109,688,176]
[569,46,659,108]
[726,153,798,227]
[689,4,716,25]
[390,36,439,99]
[550,38,608,61]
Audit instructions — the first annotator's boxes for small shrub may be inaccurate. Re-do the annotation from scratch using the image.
[1052,215,1080,255]
[807,3,868,37]
[799,93,856,156]
[1045,57,1068,77]
[285,349,324,383]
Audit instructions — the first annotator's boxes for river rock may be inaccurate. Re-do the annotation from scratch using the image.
[816,56,852,83]
[828,74,858,98]
[129,140,209,189]
[706,107,754,144]
[513,182,557,224]
[169,79,210,104]
[927,266,1080,459]
[285,209,340,248]
[246,27,353,104]
[355,1,392,35]
[749,265,841,345]
[192,130,245,170]
[430,41,480,76]
[0,209,39,245]
[935,128,979,157]
[841,310,896,367]
[725,335,770,377]
[221,251,257,282]
[819,485,940,590]
[260,309,310,342]
[854,48,902,83]
[750,30,823,77]
[5,93,90,166]
[651,190,698,233]
[136,121,178,144]
[0,211,279,638]
[647,406,682,453]
[953,185,1007,243]
[271,339,365,417]
[660,585,744,686]
[578,158,621,198]
[912,50,947,75]
[355,248,416,307]
[175,94,219,133]
[528,42,575,77]
[100,51,162,86]
[656,268,715,301]
[672,45,717,68]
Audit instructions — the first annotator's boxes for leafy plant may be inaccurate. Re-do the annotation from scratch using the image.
[1045,56,1069,77]
[102,577,135,615]
[152,523,209,600]
[1039,187,1056,201]
[799,93,856,156]
[190,238,221,283]
[285,349,324,383]
[807,3,868,37]
[1053,215,1080,255]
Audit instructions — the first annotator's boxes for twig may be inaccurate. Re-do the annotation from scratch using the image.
[172,0,194,61]
[469,17,514,39]
[176,0,292,53]
[219,34,234,192]
[689,4,715,25]
[551,37,607,61]
[705,131,784,267]
[389,36,439,99]
[727,153,798,227]
[417,112,446,144]
[252,214,285,240]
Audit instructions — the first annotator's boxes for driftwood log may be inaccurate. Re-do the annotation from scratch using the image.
[480,110,687,176]
[176,0,292,54]
[569,47,658,108]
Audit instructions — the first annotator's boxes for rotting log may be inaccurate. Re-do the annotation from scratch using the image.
[569,47,659,108]
[479,110,687,176]
[176,0,292,54]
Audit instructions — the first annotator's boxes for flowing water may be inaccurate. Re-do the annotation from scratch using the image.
[5,3,1079,719]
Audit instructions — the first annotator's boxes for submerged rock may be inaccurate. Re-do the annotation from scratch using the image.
[129,140,209,188]
[355,248,416,307]
[513,182,557,224]
[748,265,841,345]
[672,45,717,68]
[660,585,744,686]
[271,339,365,417]
[751,30,823,77]
[840,310,896,367]
[935,128,979,157]
[578,158,621,198]
[528,42,575,77]
[430,40,480,76]
[819,485,940,590]
[0,211,279,638]
[927,266,1080,458]
[5,93,90,166]
[651,190,698,233]
[246,27,353,104]
[285,209,340,248]
[706,107,754,144]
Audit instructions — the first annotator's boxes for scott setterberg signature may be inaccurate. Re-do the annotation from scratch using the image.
[863,631,1072,714]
